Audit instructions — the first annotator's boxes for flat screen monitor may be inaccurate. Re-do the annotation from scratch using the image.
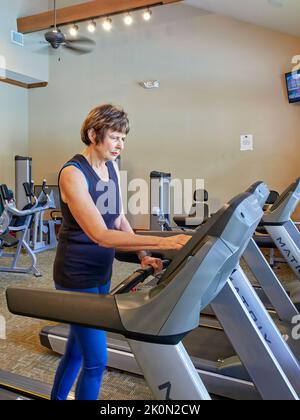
[285,71,300,103]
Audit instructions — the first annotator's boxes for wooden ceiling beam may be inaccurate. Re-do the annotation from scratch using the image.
[17,0,181,34]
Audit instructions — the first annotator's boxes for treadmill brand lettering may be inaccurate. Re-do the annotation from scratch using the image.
[276,237,287,248]
[234,287,272,344]
[275,238,300,274]
[291,315,300,340]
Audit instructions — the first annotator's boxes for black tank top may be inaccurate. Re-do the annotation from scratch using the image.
[53,154,121,289]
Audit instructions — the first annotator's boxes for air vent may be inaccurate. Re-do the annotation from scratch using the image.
[11,31,24,47]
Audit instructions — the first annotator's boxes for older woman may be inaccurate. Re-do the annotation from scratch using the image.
[51,104,189,400]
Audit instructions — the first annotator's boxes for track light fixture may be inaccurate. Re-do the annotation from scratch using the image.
[124,13,133,26]
[87,20,97,33]
[62,4,155,37]
[103,17,112,31]
[69,23,79,36]
[143,8,152,21]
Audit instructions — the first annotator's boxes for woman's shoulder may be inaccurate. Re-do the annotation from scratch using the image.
[64,154,85,166]
[60,155,90,181]
[60,156,82,175]
[60,164,86,183]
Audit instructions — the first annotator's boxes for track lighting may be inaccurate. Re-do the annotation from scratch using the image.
[143,9,152,21]
[69,24,79,36]
[103,17,112,31]
[124,13,133,26]
[62,5,155,37]
[87,20,96,33]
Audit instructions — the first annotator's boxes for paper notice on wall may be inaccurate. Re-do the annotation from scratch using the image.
[240,135,253,151]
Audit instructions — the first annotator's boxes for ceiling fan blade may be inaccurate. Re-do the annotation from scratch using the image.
[65,36,95,45]
[63,44,93,55]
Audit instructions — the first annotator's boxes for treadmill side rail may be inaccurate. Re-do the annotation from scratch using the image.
[211,277,300,400]
[243,238,299,321]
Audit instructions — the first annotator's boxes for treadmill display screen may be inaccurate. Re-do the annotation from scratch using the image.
[285,71,300,103]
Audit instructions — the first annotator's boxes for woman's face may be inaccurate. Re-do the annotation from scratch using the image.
[91,129,126,161]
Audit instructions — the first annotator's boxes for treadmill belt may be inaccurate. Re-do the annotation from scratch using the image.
[183,325,235,360]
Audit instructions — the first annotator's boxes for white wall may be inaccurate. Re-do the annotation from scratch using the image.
[27,4,300,226]
[0,0,49,188]
[0,83,28,187]
[0,0,49,81]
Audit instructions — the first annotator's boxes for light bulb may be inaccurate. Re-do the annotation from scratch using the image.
[69,24,79,36]
[124,13,133,26]
[103,17,112,31]
[88,21,96,33]
[143,9,152,21]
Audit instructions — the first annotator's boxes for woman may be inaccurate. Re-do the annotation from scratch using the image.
[51,104,190,400]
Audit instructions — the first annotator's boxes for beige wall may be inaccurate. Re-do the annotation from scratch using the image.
[28,4,300,227]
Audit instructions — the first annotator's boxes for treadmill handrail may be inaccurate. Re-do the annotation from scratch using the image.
[6,287,187,345]
[263,178,300,224]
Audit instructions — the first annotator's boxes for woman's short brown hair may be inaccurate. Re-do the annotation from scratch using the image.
[81,104,130,145]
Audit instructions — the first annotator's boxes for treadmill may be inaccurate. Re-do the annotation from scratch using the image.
[239,180,300,321]
[248,178,300,311]
[262,178,300,279]
[0,371,52,400]
[40,182,299,396]
[6,192,300,400]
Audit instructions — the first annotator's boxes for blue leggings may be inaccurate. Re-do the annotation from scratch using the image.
[51,282,111,400]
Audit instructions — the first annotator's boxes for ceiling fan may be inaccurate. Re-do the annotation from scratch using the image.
[43,0,95,55]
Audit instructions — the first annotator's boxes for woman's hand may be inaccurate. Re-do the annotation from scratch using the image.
[160,234,191,251]
[140,256,164,275]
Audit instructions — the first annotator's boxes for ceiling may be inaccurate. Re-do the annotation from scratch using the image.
[185,0,300,38]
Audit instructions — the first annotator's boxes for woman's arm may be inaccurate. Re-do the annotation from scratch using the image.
[115,214,152,260]
[113,161,154,259]
[60,166,189,251]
